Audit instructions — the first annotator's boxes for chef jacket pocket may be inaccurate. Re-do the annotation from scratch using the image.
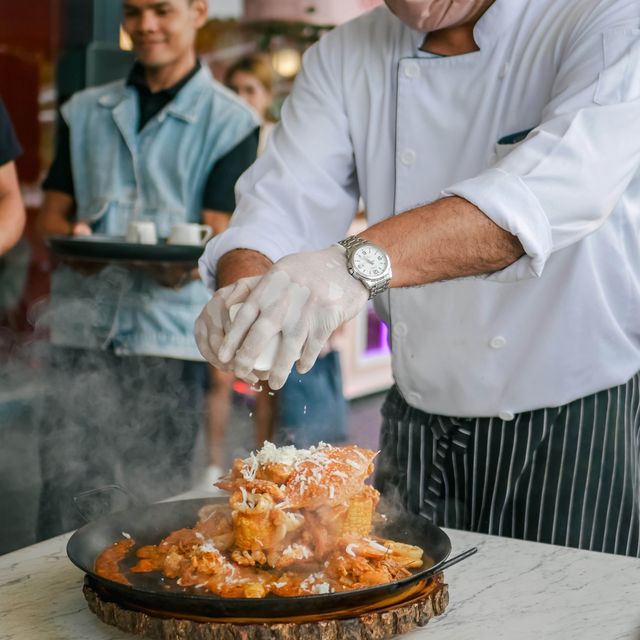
[594,29,640,106]
[494,128,534,163]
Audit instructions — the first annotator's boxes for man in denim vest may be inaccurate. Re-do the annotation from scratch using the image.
[36,0,258,539]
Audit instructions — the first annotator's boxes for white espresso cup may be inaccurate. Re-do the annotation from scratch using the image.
[126,220,157,245]
[167,223,213,246]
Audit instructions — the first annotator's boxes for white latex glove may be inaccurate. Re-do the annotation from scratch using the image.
[194,276,262,383]
[218,245,369,390]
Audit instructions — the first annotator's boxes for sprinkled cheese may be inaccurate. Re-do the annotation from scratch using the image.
[273,581,287,588]
[346,459,362,470]
[312,582,331,595]
[121,531,131,539]
[365,538,391,553]
[329,485,335,499]
[241,441,333,470]
[346,544,357,558]
[195,532,204,540]
[238,485,255,509]
[200,541,218,553]
[282,544,312,559]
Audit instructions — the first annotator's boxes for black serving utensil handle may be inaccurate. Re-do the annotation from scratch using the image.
[433,547,478,573]
[73,484,141,523]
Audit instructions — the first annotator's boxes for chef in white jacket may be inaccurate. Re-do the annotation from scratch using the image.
[197,0,640,556]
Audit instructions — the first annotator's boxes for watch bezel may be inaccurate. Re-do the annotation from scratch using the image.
[337,235,392,299]
[351,244,390,280]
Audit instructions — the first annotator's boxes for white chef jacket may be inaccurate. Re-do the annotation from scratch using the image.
[201,0,640,418]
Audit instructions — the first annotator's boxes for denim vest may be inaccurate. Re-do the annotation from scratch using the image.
[49,66,258,359]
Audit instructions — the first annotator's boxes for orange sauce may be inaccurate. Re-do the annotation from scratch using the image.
[94,538,135,586]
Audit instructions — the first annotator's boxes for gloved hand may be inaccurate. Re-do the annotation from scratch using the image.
[194,276,262,383]
[218,245,369,390]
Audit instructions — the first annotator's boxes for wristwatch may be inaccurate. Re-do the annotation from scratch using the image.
[337,236,392,299]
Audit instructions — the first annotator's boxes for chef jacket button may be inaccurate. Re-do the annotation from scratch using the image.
[407,391,421,406]
[393,321,408,338]
[400,149,416,166]
[404,62,419,78]
[489,335,507,349]
[498,410,515,421]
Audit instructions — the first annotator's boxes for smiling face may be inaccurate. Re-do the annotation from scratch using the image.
[122,0,207,70]
[384,0,493,32]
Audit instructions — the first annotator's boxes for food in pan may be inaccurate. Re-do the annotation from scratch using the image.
[95,442,424,597]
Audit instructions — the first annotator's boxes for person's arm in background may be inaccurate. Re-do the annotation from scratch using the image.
[36,115,89,238]
[37,190,90,237]
[152,127,262,289]
[202,127,266,283]
[201,127,260,236]
[0,160,26,256]
[0,98,26,255]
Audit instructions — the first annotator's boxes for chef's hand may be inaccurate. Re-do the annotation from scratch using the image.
[218,245,369,390]
[194,276,263,383]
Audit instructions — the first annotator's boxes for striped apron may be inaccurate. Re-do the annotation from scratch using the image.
[374,374,640,557]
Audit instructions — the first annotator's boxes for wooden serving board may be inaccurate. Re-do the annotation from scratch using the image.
[83,574,449,639]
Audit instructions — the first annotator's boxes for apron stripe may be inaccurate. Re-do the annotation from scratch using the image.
[375,373,640,557]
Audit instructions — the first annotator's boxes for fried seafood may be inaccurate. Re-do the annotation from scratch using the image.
[95,442,424,598]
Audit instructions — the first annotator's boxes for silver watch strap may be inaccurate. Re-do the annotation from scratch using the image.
[337,236,391,299]
[337,236,367,252]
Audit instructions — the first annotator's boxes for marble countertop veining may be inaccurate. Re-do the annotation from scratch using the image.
[0,529,639,640]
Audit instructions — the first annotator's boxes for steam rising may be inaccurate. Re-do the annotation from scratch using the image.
[3,266,205,540]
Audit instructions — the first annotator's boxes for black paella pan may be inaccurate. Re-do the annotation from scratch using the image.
[67,497,475,619]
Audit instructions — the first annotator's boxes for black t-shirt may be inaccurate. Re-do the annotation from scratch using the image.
[0,98,22,166]
[43,63,258,213]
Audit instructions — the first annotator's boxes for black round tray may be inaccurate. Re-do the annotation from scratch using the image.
[48,235,205,264]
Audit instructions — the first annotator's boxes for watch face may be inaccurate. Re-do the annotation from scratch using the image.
[352,245,389,279]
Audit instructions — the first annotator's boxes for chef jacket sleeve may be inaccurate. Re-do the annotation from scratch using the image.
[442,12,640,282]
[199,32,359,290]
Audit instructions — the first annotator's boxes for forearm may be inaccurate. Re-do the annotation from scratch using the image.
[202,209,232,237]
[37,191,75,237]
[0,191,26,256]
[216,249,273,289]
[0,161,26,256]
[361,196,524,288]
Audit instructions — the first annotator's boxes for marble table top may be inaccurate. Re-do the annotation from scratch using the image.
[0,527,638,640]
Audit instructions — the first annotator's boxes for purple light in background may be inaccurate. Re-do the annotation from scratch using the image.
[365,306,390,356]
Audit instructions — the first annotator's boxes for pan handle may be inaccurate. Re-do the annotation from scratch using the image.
[73,484,141,523]
[433,547,478,573]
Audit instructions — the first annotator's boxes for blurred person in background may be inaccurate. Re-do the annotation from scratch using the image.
[225,55,276,156]
[0,98,26,257]
[35,0,258,539]
[0,97,28,335]
[196,0,640,557]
